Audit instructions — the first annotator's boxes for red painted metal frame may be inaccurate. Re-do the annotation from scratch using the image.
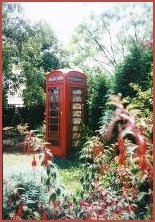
[45,69,87,158]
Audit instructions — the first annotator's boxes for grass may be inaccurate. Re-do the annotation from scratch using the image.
[3,125,82,194]
[54,157,82,193]
[3,153,82,194]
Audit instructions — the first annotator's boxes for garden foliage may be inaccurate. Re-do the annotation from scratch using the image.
[3,94,153,220]
[114,41,153,98]
[87,69,110,132]
[2,2,69,108]
[80,95,153,219]
[2,2,153,220]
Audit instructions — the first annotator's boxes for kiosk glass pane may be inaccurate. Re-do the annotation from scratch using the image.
[48,87,60,146]
[71,88,84,147]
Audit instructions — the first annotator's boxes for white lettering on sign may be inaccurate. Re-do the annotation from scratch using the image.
[68,76,85,82]
[48,76,63,81]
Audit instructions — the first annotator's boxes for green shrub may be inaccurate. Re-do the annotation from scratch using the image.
[87,70,110,132]
[115,41,153,98]
[79,94,153,220]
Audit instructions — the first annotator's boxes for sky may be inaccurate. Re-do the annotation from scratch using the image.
[21,2,114,46]
[9,1,116,105]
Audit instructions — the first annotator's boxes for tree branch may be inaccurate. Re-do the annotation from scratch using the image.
[104,23,117,66]
[86,28,117,67]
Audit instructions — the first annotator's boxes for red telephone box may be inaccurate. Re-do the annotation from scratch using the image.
[45,69,87,158]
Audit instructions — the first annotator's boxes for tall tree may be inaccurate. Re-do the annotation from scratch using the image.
[2,2,69,107]
[87,68,110,132]
[69,2,153,73]
[2,2,30,106]
[114,40,153,98]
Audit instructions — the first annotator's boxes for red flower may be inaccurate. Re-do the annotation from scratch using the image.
[32,156,37,170]
[41,211,47,220]
[99,166,106,175]
[139,158,149,172]
[132,187,139,197]
[13,201,24,219]
[93,145,103,159]
[67,199,72,208]
[27,143,32,154]
[42,154,49,166]
[13,210,18,220]
[124,181,129,194]
[17,202,24,217]
[53,200,60,208]
[149,170,153,178]
[117,133,126,166]
[80,200,90,207]
[118,133,124,152]
[98,208,106,215]
[118,151,126,166]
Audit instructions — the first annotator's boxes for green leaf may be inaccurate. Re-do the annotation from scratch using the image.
[15,187,25,195]
[64,196,67,202]
[46,177,50,186]
[72,196,77,204]
[56,188,61,196]
[80,176,84,183]
[80,190,84,198]
[33,211,41,220]
[85,173,89,181]
[49,192,56,203]
[47,166,50,175]
[26,199,36,206]
[85,184,89,190]
[137,192,147,202]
